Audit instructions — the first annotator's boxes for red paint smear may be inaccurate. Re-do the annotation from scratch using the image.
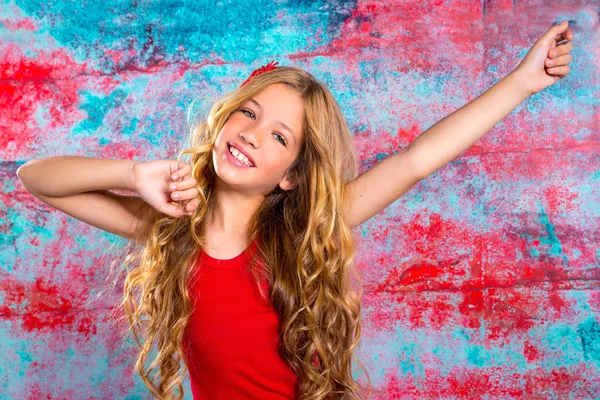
[543,184,580,215]
[0,193,110,335]
[352,125,423,174]
[365,292,457,331]
[484,288,546,342]
[379,364,596,399]
[319,0,484,75]
[0,36,176,159]
[365,209,600,332]
[370,215,481,286]
[0,271,98,334]
[458,290,484,329]
[373,254,469,294]
[0,43,88,156]
[523,339,540,363]
[362,210,599,335]
[378,262,445,288]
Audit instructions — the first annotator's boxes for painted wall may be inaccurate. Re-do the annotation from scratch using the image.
[2,0,599,398]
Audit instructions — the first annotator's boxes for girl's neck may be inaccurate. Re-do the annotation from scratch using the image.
[207,186,265,236]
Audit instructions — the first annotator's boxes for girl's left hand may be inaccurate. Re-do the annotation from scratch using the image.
[514,20,575,97]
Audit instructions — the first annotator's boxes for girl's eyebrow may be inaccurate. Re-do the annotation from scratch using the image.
[248,98,297,144]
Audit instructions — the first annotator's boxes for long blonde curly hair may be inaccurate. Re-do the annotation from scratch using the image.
[110,65,378,399]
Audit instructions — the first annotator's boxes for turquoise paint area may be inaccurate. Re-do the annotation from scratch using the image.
[467,344,492,367]
[73,89,129,135]
[577,318,600,364]
[14,0,357,69]
[532,201,570,266]
[2,201,54,276]
[361,322,537,382]
[543,323,589,368]
[0,323,41,392]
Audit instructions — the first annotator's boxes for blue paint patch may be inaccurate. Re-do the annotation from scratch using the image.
[467,344,491,367]
[396,340,424,380]
[577,318,600,363]
[453,327,471,341]
[15,0,358,70]
[543,323,585,368]
[121,116,140,138]
[524,201,569,267]
[529,245,540,257]
[73,89,128,135]
[448,191,460,208]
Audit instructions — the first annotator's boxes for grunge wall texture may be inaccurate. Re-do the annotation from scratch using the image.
[2,1,599,398]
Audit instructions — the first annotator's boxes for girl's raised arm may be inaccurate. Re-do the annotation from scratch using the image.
[344,21,574,229]
[344,147,422,229]
[17,156,156,245]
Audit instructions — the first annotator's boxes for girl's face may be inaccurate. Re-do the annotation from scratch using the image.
[213,83,305,195]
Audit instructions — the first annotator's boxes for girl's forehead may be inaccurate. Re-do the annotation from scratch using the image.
[255,84,297,100]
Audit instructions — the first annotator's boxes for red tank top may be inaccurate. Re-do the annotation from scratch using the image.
[183,237,299,399]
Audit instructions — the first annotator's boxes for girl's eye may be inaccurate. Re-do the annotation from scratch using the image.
[241,109,255,119]
[273,133,287,146]
[240,108,287,147]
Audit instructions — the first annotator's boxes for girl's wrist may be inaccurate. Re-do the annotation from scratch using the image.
[128,160,140,193]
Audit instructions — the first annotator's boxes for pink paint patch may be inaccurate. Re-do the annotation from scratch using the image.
[0,17,38,32]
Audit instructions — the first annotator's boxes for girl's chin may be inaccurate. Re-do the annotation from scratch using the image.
[216,170,254,186]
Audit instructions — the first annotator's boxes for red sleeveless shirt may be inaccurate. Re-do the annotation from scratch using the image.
[183,237,299,399]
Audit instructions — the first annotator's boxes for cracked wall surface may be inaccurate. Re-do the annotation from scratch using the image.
[2,0,599,398]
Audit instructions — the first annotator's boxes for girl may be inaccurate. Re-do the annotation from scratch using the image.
[17,20,574,400]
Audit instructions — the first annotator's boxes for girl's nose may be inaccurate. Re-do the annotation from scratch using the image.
[240,131,259,148]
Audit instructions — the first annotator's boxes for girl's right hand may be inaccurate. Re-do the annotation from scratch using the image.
[131,159,200,218]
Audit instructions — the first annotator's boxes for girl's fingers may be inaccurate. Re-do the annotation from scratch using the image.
[548,41,573,59]
[168,176,197,192]
[179,198,190,207]
[545,53,572,68]
[165,200,197,218]
[165,200,185,214]
[172,162,192,180]
[171,187,200,201]
[547,65,570,76]
[554,27,574,42]
[185,199,198,212]
[174,205,192,218]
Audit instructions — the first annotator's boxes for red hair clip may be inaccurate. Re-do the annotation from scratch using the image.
[240,60,279,87]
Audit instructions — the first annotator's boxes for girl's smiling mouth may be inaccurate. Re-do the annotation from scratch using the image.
[226,143,256,168]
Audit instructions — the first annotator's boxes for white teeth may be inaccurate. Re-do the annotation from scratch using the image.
[229,146,254,167]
